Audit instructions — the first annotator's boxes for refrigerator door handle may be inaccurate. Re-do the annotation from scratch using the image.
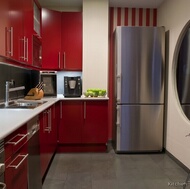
[116,74,121,103]
[116,106,121,127]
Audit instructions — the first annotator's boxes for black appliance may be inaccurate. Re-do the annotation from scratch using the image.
[40,71,57,97]
[64,76,82,97]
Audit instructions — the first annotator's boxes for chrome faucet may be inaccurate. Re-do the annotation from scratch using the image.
[5,80,15,107]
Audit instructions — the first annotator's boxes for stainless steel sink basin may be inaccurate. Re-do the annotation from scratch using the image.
[0,100,47,109]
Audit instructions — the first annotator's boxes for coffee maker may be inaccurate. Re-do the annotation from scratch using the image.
[64,76,82,97]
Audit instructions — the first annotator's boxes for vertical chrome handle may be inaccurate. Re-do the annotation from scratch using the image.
[26,38,28,61]
[58,52,61,69]
[0,183,6,189]
[84,102,86,119]
[48,109,52,132]
[43,110,47,132]
[10,27,13,57]
[63,52,66,69]
[53,104,56,119]
[23,36,26,60]
[60,101,62,119]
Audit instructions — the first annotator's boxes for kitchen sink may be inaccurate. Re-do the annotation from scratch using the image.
[0,100,47,109]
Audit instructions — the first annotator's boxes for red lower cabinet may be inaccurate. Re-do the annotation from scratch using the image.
[40,104,58,179]
[4,124,28,189]
[58,100,108,152]
[82,101,108,144]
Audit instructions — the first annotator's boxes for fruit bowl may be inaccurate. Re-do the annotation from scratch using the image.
[84,89,106,97]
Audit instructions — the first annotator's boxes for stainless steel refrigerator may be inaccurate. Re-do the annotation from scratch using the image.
[113,26,165,153]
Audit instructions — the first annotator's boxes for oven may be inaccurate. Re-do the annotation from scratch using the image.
[0,140,6,189]
[40,71,57,97]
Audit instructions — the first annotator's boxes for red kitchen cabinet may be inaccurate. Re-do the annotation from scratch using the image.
[0,0,9,57]
[61,12,82,71]
[4,0,23,60]
[41,10,82,70]
[4,124,28,189]
[82,101,108,144]
[58,100,108,152]
[22,0,34,64]
[40,104,58,179]
[41,8,62,69]
[0,0,36,65]
[59,101,83,143]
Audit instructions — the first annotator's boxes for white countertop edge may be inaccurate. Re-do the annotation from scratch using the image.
[0,95,109,140]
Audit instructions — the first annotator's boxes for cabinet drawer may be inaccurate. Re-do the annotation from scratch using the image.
[5,125,27,161]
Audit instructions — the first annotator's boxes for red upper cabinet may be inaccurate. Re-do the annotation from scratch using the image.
[41,8,62,70]
[61,12,82,71]
[6,0,23,60]
[0,0,35,65]
[0,0,9,56]
[22,0,33,64]
[41,10,82,70]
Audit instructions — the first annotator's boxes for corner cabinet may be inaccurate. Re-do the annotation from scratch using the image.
[41,9,82,70]
[41,8,62,70]
[61,12,82,71]
[58,100,108,152]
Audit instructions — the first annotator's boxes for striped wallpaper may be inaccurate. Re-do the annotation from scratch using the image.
[109,7,157,33]
[108,7,157,139]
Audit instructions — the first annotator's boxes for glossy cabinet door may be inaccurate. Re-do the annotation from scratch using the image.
[40,105,57,179]
[0,0,34,65]
[61,12,82,71]
[59,100,108,145]
[0,0,9,56]
[82,101,108,143]
[8,0,23,60]
[4,124,28,189]
[59,101,83,143]
[41,8,62,70]
[22,0,33,64]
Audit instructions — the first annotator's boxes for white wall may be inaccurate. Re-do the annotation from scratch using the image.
[82,0,109,92]
[158,0,190,168]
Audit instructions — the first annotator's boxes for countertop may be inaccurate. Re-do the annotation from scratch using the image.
[0,95,109,140]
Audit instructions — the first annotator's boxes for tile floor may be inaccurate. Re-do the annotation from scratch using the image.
[43,149,190,189]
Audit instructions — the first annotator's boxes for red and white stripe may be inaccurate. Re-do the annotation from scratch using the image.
[110,7,157,32]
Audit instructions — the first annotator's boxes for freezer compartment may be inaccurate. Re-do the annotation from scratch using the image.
[115,104,164,153]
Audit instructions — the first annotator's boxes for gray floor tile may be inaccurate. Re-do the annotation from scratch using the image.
[43,151,188,189]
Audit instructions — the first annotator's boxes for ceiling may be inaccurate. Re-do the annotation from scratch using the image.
[38,0,165,9]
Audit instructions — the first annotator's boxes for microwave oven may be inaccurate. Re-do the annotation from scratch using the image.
[40,71,57,97]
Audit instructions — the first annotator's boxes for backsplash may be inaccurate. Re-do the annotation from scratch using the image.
[0,63,39,103]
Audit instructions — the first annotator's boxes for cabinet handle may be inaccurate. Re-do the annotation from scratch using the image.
[0,183,6,189]
[6,134,28,146]
[26,38,28,62]
[58,52,61,69]
[10,27,13,57]
[60,102,62,119]
[19,37,25,60]
[7,154,28,169]
[6,27,13,56]
[84,102,86,119]
[53,104,56,119]
[63,52,66,69]
[48,109,52,132]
